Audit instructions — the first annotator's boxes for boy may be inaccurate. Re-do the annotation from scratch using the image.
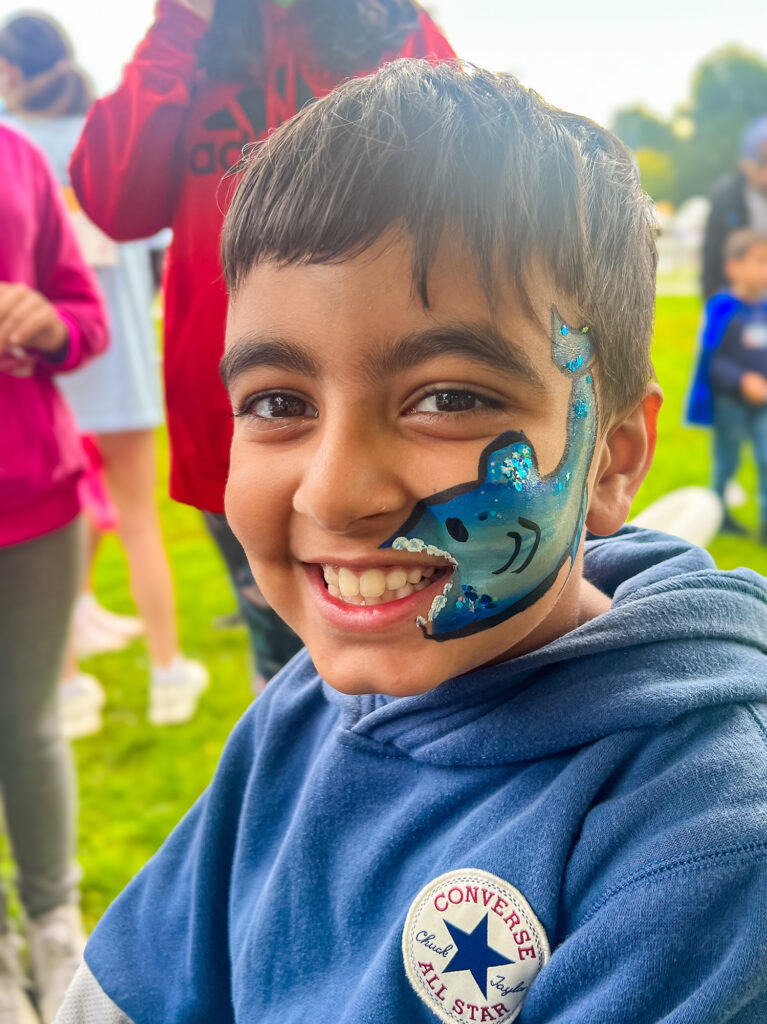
[57,62,767,1023]
[689,229,767,540]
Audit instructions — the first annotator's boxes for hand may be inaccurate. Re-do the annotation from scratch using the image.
[0,283,69,357]
[740,371,767,405]
[170,0,216,22]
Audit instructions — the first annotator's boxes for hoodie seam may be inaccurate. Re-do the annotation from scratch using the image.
[336,729,410,761]
[745,703,767,747]
[580,840,767,927]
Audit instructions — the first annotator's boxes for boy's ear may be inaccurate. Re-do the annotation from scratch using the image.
[586,385,663,536]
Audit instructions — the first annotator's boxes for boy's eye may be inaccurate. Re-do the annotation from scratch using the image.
[410,390,496,414]
[239,392,318,420]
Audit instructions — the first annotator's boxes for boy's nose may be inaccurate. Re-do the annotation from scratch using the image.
[292,423,410,535]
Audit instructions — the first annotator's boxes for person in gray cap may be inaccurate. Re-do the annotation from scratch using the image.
[702,115,767,299]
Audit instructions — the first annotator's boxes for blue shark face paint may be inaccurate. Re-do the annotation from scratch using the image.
[381,307,597,640]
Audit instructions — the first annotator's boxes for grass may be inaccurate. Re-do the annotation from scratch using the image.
[2,293,765,932]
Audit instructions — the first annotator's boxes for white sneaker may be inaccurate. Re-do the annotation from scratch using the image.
[71,616,127,657]
[27,906,85,1024]
[59,674,105,741]
[149,657,209,726]
[78,594,144,639]
[0,930,38,1024]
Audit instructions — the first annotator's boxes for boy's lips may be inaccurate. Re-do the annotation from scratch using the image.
[302,560,454,630]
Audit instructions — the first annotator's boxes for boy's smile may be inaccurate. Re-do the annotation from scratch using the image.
[223,234,611,695]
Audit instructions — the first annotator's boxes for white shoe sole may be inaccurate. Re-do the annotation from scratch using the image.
[61,711,103,740]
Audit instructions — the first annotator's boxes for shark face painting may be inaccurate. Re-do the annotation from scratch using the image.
[381,307,597,640]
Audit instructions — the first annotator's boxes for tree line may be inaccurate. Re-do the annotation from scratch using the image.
[612,46,767,206]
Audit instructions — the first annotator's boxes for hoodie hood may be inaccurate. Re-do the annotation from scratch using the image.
[327,526,767,765]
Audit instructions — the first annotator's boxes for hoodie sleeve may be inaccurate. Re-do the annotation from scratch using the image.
[60,701,270,1024]
[520,849,767,1023]
[685,294,739,425]
[69,0,207,240]
[54,964,135,1024]
[30,136,108,374]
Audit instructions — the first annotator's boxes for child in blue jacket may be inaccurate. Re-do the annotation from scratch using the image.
[57,61,767,1024]
[687,228,767,541]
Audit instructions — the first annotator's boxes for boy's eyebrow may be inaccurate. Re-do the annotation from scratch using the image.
[220,336,321,389]
[372,323,546,389]
[220,323,547,391]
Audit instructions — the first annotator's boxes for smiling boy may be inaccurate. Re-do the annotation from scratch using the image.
[57,62,767,1024]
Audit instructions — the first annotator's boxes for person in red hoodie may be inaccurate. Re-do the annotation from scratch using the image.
[0,123,107,1023]
[70,0,455,687]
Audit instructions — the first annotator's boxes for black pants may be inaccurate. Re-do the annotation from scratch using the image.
[203,513,302,681]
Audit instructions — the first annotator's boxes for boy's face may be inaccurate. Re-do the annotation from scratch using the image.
[224,234,612,696]
[725,242,767,298]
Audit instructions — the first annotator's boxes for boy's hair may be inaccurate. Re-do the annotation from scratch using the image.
[723,227,767,264]
[223,60,657,419]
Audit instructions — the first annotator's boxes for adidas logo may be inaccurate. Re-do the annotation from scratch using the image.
[190,70,317,176]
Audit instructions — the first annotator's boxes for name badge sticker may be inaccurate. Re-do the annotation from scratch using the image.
[742,323,767,349]
[402,869,549,1023]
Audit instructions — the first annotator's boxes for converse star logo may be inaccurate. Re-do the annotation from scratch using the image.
[403,869,549,1023]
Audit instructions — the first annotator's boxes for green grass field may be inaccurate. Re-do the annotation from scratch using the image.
[2,294,766,931]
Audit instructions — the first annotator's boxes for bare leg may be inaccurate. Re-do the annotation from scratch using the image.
[97,429,178,668]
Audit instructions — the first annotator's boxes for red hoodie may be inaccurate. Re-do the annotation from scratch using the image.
[71,0,455,513]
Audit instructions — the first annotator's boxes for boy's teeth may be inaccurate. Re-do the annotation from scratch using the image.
[321,563,446,606]
[359,569,386,598]
[338,567,360,597]
[385,568,407,591]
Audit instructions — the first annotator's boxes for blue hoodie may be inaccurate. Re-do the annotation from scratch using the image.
[57,528,767,1024]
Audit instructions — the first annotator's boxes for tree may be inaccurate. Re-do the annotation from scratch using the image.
[612,46,767,205]
[612,107,674,153]
[635,148,675,203]
[673,46,767,202]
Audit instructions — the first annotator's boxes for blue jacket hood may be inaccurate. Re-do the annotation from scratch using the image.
[325,526,767,765]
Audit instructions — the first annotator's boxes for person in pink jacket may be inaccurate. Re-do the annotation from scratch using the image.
[0,122,107,1024]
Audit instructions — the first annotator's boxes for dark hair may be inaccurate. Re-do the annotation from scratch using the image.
[223,60,657,418]
[0,13,94,116]
[200,0,419,81]
[723,227,767,263]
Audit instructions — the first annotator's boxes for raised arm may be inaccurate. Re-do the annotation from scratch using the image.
[69,0,211,240]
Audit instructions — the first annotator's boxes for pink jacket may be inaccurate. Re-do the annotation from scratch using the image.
[0,124,108,546]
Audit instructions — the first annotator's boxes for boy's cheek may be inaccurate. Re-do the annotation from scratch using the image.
[224,451,284,564]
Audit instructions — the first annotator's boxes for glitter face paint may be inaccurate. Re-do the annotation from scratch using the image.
[381,307,597,640]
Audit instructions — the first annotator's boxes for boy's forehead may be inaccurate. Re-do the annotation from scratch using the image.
[224,234,577,375]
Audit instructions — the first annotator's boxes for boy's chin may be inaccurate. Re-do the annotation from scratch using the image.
[310,641,499,699]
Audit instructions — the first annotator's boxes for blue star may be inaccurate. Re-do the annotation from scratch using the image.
[442,913,514,998]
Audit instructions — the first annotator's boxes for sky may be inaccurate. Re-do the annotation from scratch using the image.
[0,0,765,129]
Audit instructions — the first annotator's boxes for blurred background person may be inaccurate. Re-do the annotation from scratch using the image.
[69,0,455,691]
[0,121,107,1022]
[702,115,767,299]
[0,12,209,733]
[688,229,767,540]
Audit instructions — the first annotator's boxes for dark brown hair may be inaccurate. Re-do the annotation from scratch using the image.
[223,60,657,418]
[723,227,767,263]
[200,0,419,81]
[0,13,94,116]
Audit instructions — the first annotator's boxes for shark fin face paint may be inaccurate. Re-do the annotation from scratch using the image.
[381,307,597,641]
